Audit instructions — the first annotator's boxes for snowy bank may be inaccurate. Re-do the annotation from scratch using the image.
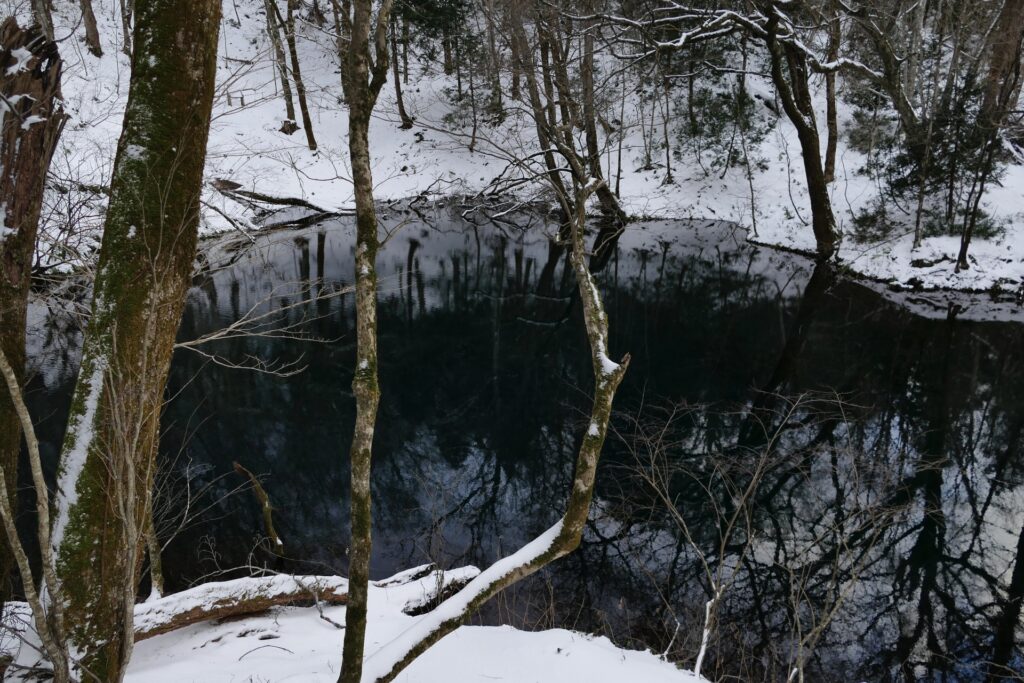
[22,0,1022,299]
[3,566,705,682]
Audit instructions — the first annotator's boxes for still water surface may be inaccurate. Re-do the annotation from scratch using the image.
[26,203,1024,681]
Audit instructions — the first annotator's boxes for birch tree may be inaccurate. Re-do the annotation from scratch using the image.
[50,0,221,678]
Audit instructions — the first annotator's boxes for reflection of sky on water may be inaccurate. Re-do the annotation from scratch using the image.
[24,204,1024,681]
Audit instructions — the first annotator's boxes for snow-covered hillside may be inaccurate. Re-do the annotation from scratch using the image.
[9,0,1023,296]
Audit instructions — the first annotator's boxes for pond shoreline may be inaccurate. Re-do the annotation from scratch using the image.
[196,194,1024,322]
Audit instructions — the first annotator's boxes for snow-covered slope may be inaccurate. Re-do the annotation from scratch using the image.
[6,567,706,682]
[7,0,1023,295]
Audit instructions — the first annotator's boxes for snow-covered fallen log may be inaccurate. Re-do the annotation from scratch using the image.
[134,564,479,641]
[134,574,350,641]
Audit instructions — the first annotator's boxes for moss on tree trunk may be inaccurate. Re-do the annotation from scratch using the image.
[336,0,393,680]
[51,0,221,679]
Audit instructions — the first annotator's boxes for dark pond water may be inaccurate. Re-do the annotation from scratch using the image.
[24,202,1024,682]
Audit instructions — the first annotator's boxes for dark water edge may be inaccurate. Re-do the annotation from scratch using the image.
[22,201,1024,682]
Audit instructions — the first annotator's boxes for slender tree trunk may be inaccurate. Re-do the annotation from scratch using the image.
[765,18,838,260]
[510,17,572,221]
[277,0,318,150]
[391,13,413,129]
[959,0,1024,269]
[31,0,54,41]
[906,0,926,103]
[484,0,502,116]
[358,145,629,683]
[266,0,297,122]
[824,12,840,183]
[0,16,64,625]
[337,0,393,680]
[80,0,104,56]
[51,0,221,677]
[578,5,626,225]
[442,31,453,74]
[119,0,133,55]
[145,502,165,598]
[661,65,673,184]
[401,16,409,83]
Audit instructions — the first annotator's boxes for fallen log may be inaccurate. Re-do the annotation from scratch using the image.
[134,574,348,641]
[133,565,479,641]
[3,567,481,647]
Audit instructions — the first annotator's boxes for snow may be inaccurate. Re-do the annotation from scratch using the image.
[49,353,107,554]
[0,204,12,240]
[4,47,32,75]
[7,566,705,682]
[123,565,705,683]
[361,521,564,681]
[19,114,45,129]
[133,574,349,637]
[124,143,146,160]
[18,0,1021,303]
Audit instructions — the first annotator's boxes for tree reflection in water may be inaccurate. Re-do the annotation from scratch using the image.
[24,203,1024,681]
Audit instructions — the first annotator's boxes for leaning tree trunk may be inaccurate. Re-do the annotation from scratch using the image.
[823,12,840,183]
[958,0,1024,270]
[766,18,838,260]
[277,0,318,150]
[30,0,54,41]
[390,12,413,129]
[265,0,297,123]
[358,154,629,683]
[80,0,104,56]
[0,16,64,624]
[579,1,627,227]
[51,0,221,678]
[337,0,393,681]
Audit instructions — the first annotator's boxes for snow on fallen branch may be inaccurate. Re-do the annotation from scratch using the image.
[132,566,479,641]
[134,574,349,640]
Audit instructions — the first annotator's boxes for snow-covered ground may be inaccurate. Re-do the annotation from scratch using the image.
[5,567,705,682]
[12,0,1021,297]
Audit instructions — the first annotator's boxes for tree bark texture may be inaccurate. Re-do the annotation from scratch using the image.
[765,15,838,260]
[0,16,64,619]
[51,0,221,677]
[337,0,393,680]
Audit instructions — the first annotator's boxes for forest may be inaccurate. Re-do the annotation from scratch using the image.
[0,0,1022,680]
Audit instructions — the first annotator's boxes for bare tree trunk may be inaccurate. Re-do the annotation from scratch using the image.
[31,0,54,41]
[51,0,221,677]
[442,30,453,74]
[391,13,414,129]
[765,16,838,260]
[80,0,104,56]
[266,0,297,123]
[484,0,503,116]
[823,12,840,183]
[0,15,64,629]
[276,0,318,150]
[578,3,627,225]
[119,0,134,55]
[661,63,674,185]
[402,16,409,82]
[358,128,630,683]
[145,501,165,598]
[905,0,926,103]
[959,0,1024,270]
[336,0,394,680]
[509,16,572,220]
